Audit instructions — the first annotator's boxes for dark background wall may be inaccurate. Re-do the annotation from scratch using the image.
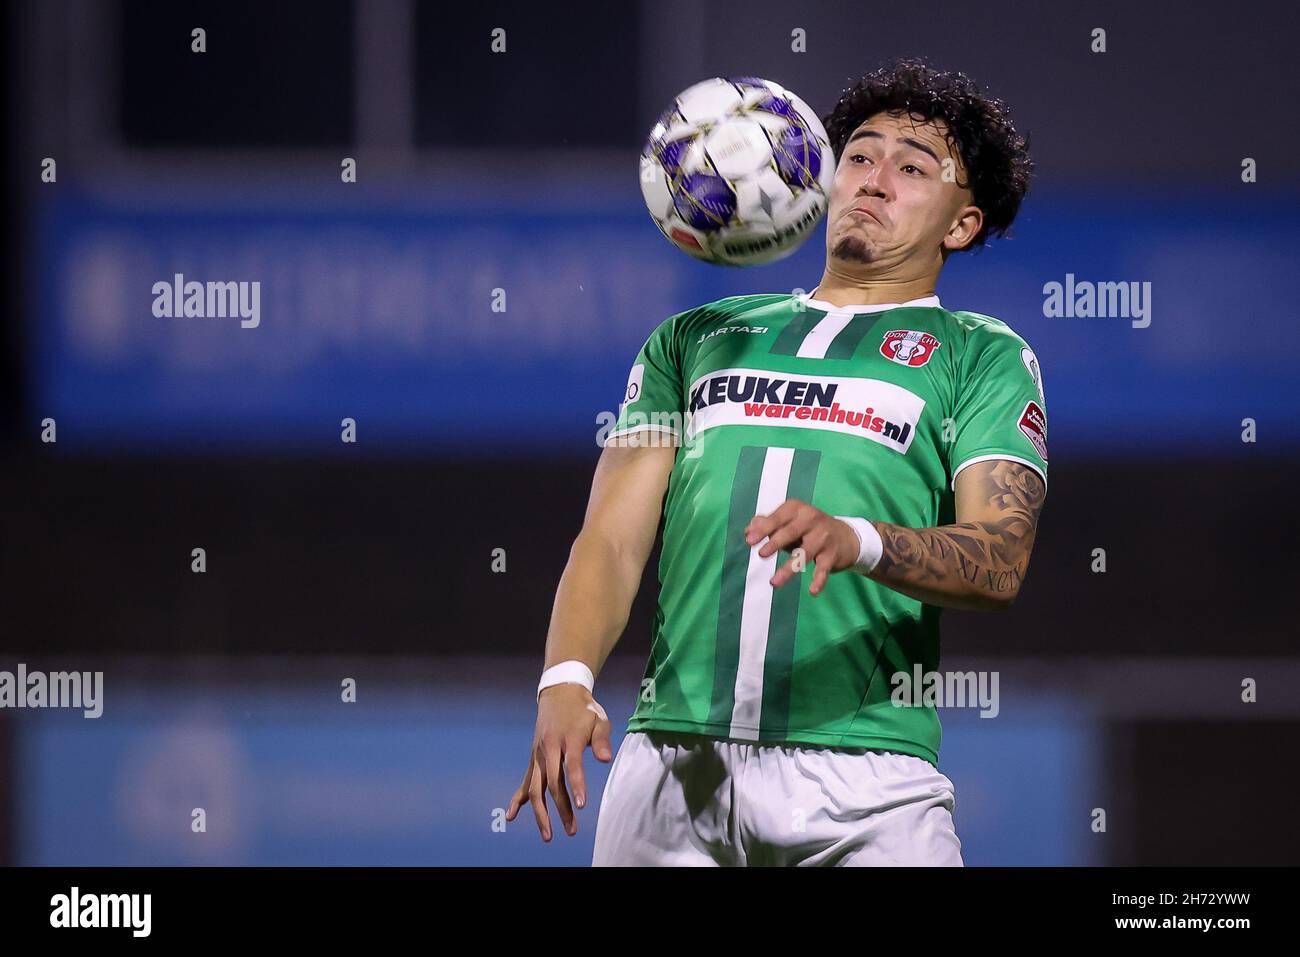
[3,456,1296,657]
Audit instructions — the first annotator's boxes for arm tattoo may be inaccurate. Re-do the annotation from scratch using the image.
[870,461,1046,607]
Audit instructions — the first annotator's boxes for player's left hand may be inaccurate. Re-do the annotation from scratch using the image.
[744,499,864,596]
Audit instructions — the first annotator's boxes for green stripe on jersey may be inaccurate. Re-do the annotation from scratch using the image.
[707,445,767,729]
[759,447,820,738]
[769,307,827,356]
[707,446,822,739]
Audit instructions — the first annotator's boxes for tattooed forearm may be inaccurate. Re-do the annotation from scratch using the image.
[870,521,1027,609]
[866,461,1046,611]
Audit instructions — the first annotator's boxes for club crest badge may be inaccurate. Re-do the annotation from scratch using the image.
[880,330,941,368]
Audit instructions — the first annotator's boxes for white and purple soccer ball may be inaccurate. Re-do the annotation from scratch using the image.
[640,76,836,267]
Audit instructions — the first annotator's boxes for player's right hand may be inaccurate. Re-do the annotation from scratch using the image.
[505,683,613,841]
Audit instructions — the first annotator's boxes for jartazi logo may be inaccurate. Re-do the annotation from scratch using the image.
[50,887,151,938]
[685,367,924,452]
[151,273,261,328]
[697,324,768,344]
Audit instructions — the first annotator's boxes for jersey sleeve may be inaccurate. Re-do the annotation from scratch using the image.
[946,325,1049,490]
[603,313,686,445]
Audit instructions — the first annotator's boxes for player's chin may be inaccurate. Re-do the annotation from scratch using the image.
[831,233,874,265]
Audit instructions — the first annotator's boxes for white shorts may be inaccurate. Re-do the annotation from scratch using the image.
[592,731,963,866]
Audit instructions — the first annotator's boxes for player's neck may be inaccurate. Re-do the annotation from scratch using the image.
[809,273,937,308]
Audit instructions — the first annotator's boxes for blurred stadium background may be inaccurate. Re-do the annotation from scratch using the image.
[2,0,1298,865]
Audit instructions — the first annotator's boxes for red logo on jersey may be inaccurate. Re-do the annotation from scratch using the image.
[1018,400,1048,461]
[880,330,941,367]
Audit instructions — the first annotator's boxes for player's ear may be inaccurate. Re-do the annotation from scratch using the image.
[943,204,983,253]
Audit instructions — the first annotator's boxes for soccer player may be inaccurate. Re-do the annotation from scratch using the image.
[505,59,1046,865]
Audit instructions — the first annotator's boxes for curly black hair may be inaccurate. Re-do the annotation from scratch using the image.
[821,58,1033,251]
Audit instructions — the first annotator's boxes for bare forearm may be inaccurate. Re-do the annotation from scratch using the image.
[865,520,1029,611]
[543,531,646,674]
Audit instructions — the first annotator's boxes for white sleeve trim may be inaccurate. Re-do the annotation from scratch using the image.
[603,424,680,445]
[951,453,1047,491]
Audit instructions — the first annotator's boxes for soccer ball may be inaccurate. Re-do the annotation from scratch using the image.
[640,76,835,267]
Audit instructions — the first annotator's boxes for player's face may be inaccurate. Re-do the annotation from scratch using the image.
[825,112,982,269]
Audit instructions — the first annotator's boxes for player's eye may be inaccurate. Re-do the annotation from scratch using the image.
[849,153,869,164]
[902,163,924,176]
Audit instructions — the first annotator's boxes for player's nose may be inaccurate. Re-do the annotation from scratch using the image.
[857,165,889,198]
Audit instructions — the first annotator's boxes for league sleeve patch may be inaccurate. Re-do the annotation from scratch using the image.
[1018,400,1048,461]
[1021,346,1045,403]
[621,363,645,410]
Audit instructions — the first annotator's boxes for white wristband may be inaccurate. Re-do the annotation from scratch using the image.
[537,660,595,700]
[834,516,883,575]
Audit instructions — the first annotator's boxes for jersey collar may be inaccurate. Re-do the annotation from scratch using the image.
[800,289,942,313]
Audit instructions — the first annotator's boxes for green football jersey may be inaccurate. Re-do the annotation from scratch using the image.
[605,292,1048,765]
